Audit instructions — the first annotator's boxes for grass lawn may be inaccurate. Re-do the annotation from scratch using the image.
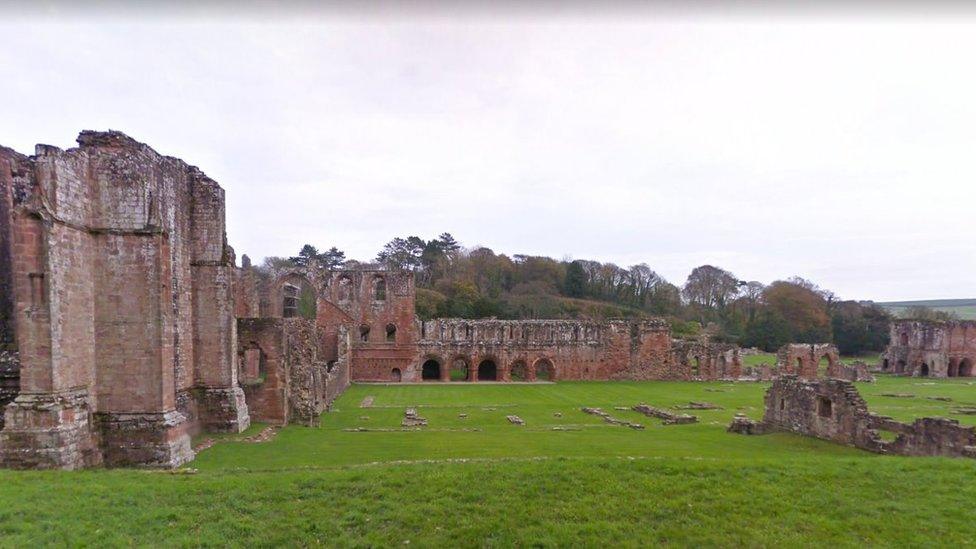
[742,352,881,368]
[2,377,976,546]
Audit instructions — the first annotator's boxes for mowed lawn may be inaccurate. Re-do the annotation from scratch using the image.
[3,377,976,546]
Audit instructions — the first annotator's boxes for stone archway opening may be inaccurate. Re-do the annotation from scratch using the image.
[477,360,497,381]
[920,363,930,377]
[691,357,701,377]
[422,359,441,381]
[535,358,554,381]
[510,361,527,381]
[391,368,402,382]
[896,360,907,374]
[882,359,890,372]
[795,357,803,374]
[450,358,469,382]
[948,359,959,378]
[960,359,974,377]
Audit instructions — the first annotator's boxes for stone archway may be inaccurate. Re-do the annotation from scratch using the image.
[920,363,930,377]
[534,358,555,381]
[960,358,974,377]
[450,357,470,382]
[391,368,402,382]
[510,360,527,381]
[421,359,441,381]
[477,359,497,381]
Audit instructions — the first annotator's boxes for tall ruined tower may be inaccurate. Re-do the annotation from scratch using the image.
[0,131,248,469]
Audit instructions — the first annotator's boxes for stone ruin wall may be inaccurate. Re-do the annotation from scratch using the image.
[0,131,248,469]
[412,318,674,382]
[236,317,350,427]
[670,340,742,381]
[881,320,976,378]
[730,376,976,458]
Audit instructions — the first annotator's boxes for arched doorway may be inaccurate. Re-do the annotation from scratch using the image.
[795,357,803,374]
[882,359,889,372]
[477,360,497,381]
[717,355,727,377]
[948,359,959,377]
[960,358,974,377]
[421,359,441,381]
[450,358,469,381]
[691,357,701,377]
[510,360,527,381]
[896,360,907,374]
[534,358,554,381]
[391,368,402,382]
[920,363,930,377]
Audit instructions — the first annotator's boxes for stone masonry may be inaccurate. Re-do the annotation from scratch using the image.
[730,376,976,459]
[881,320,976,378]
[0,131,248,469]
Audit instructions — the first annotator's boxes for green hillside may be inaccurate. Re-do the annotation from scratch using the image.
[877,298,976,320]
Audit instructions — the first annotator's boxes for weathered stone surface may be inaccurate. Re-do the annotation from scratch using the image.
[881,320,976,378]
[633,404,698,425]
[734,375,976,459]
[0,389,102,469]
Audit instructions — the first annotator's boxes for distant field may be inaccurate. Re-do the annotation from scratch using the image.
[3,378,976,545]
[878,298,976,320]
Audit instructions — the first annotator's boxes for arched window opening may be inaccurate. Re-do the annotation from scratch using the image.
[337,276,353,302]
[535,358,554,381]
[422,359,441,381]
[450,358,469,381]
[391,368,402,382]
[374,277,387,301]
[386,323,397,343]
[510,361,527,381]
[477,360,497,381]
[900,332,909,346]
[817,397,832,418]
[282,283,299,318]
[359,324,370,343]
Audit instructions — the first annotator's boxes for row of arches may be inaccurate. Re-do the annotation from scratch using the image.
[418,357,555,382]
[881,358,974,377]
[278,273,392,318]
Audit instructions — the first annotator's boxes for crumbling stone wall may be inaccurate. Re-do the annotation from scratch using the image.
[414,318,674,382]
[671,340,742,380]
[734,376,976,458]
[236,317,349,426]
[775,343,841,379]
[0,131,247,469]
[881,320,976,378]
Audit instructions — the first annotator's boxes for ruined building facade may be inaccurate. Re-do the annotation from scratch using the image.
[233,263,742,386]
[880,320,976,378]
[0,132,248,469]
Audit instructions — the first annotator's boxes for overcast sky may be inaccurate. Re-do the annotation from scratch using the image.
[2,3,975,302]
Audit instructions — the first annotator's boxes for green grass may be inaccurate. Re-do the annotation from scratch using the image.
[742,353,880,368]
[2,377,976,546]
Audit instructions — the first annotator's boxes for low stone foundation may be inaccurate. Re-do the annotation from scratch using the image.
[0,389,102,470]
[96,411,194,468]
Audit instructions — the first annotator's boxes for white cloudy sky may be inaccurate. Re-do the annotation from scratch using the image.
[2,3,975,302]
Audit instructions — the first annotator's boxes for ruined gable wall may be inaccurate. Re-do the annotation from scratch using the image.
[669,340,742,380]
[238,318,290,424]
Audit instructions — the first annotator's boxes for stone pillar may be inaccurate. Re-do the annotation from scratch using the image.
[189,174,248,433]
[192,261,250,433]
[0,213,101,469]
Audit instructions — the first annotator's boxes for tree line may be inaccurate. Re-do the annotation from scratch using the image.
[260,234,956,355]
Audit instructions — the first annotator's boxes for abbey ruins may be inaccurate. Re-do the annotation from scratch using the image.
[1,131,973,469]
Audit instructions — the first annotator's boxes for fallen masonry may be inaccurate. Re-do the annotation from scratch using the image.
[632,404,698,425]
[402,408,428,427]
[729,376,976,459]
[506,415,525,425]
[677,401,722,410]
[580,407,645,429]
